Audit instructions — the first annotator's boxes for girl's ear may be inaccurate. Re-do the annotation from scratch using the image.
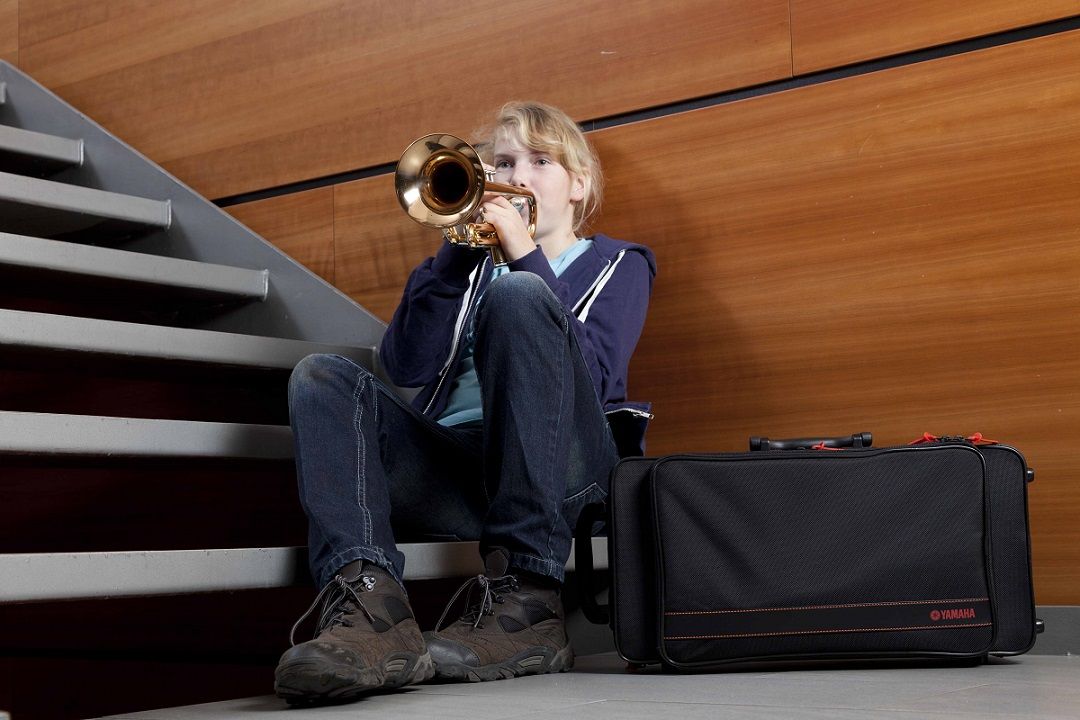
[570,172,587,203]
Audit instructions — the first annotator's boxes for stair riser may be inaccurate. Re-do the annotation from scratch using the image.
[0,280,261,327]
[0,459,305,553]
[0,365,290,425]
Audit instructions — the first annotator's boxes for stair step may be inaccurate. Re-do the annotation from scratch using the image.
[0,231,268,301]
[0,170,171,236]
[0,410,292,458]
[0,539,610,601]
[0,308,374,370]
[0,124,83,167]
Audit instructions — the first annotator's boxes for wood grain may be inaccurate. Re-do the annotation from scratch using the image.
[224,186,335,284]
[792,0,1080,74]
[587,29,1080,603]
[333,174,447,323]
[16,0,791,199]
[0,0,16,65]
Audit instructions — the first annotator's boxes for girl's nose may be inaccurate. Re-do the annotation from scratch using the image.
[509,167,529,188]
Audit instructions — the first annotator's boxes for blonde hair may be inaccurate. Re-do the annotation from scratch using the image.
[475,101,603,234]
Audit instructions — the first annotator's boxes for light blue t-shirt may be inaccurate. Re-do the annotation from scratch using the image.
[437,239,594,427]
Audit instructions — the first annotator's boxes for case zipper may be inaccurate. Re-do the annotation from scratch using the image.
[909,432,1000,446]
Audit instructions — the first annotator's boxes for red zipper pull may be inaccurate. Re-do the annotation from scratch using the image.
[909,431,1000,446]
[811,442,843,451]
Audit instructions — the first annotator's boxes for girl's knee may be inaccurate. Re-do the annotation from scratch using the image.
[478,273,558,331]
[289,353,369,403]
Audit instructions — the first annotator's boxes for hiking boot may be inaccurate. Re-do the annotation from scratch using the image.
[274,560,433,704]
[423,549,573,682]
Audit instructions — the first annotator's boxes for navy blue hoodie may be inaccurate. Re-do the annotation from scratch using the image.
[379,234,656,452]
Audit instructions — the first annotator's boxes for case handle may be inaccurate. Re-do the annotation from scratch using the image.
[749,432,873,451]
[574,501,610,626]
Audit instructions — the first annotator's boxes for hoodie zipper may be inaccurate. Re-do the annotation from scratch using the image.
[605,407,655,420]
[422,257,487,416]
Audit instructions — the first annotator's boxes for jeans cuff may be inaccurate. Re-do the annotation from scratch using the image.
[322,545,402,589]
[504,550,565,585]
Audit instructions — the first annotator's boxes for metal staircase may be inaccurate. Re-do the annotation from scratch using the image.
[0,61,610,603]
[0,60,385,600]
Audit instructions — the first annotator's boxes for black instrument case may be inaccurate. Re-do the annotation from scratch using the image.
[575,432,1038,670]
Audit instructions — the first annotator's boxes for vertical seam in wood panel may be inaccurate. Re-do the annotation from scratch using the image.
[330,185,338,288]
[787,0,794,77]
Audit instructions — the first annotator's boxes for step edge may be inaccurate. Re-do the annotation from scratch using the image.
[0,308,374,369]
[0,123,84,165]
[0,170,171,227]
[0,410,294,458]
[0,231,268,299]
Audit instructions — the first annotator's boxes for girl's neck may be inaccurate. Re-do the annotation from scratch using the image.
[538,228,579,260]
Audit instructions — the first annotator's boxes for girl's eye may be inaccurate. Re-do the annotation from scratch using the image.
[536,157,551,166]
[495,160,511,169]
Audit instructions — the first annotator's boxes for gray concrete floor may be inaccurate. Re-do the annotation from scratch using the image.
[99,652,1080,720]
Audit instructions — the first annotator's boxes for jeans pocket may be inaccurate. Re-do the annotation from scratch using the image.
[561,482,608,536]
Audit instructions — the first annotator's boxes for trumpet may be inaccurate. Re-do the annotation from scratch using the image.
[395,133,536,266]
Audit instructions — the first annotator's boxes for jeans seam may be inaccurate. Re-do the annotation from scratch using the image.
[563,481,603,506]
[543,310,571,563]
[351,369,374,548]
[507,550,562,578]
[367,375,381,544]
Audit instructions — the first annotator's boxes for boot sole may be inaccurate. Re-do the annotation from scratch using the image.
[433,644,573,682]
[275,650,434,705]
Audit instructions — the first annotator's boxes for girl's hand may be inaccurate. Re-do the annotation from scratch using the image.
[480,192,535,262]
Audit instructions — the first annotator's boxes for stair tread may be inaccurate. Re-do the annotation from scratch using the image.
[0,231,268,299]
[0,410,293,458]
[0,307,374,370]
[0,170,171,228]
[0,123,83,166]
[0,539,609,601]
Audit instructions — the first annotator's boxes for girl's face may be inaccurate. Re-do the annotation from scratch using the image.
[492,132,585,244]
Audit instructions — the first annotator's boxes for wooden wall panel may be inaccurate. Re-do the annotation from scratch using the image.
[224,187,335,285]
[792,0,1080,74]
[334,175,437,323]
[16,0,790,200]
[231,28,1080,601]
[589,29,1080,603]
[0,0,17,65]
[225,175,430,322]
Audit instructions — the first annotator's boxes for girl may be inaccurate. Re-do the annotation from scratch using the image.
[275,101,655,704]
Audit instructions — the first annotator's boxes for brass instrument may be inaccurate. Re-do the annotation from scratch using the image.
[395,133,536,266]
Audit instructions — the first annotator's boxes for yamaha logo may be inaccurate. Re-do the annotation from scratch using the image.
[930,607,976,621]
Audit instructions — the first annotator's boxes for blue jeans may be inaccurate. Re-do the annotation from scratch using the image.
[289,272,620,589]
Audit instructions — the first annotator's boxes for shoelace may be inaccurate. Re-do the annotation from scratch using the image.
[288,572,377,646]
[435,572,520,631]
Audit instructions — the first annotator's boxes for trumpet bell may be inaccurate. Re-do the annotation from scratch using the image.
[395,134,486,228]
